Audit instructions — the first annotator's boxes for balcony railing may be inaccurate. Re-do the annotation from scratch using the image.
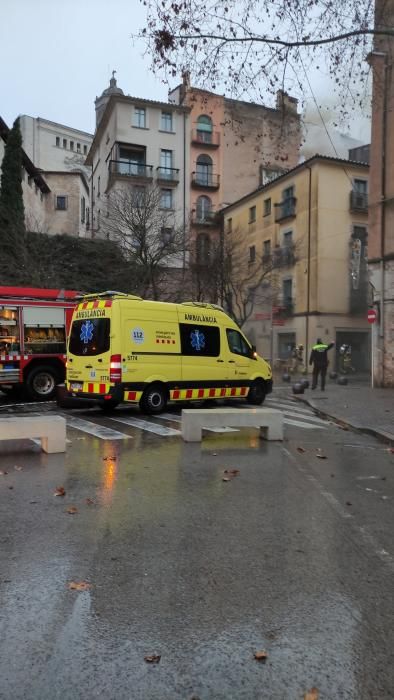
[276,298,294,317]
[109,160,153,179]
[272,244,296,267]
[350,190,368,212]
[156,166,180,184]
[192,209,219,225]
[191,172,220,189]
[274,197,296,222]
[191,129,220,147]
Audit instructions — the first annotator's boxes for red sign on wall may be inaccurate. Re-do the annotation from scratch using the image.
[367,309,377,324]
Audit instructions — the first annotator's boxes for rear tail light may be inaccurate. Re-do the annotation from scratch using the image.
[110,354,122,383]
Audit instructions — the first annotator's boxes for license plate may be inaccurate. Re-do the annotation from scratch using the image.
[70,382,83,391]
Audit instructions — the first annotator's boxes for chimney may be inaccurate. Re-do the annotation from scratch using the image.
[276,89,298,115]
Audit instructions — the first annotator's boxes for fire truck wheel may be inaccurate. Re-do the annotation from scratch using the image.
[26,366,59,401]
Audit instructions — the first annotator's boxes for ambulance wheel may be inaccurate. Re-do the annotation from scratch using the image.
[26,366,59,401]
[247,380,266,405]
[140,384,167,414]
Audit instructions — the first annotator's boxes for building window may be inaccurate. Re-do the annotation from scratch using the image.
[81,196,86,223]
[97,176,101,198]
[353,179,368,194]
[77,143,81,152]
[133,107,146,128]
[249,245,256,263]
[283,230,293,247]
[161,227,173,243]
[195,154,213,186]
[63,139,67,149]
[249,205,256,223]
[86,207,90,229]
[227,217,232,233]
[56,137,60,147]
[160,189,173,209]
[56,195,67,210]
[196,233,211,264]
[264,198,271,216]
[196,195,212,222]
[263,239,271,257]
[283,185,294,200]
[283,278,293,306]
[196,115,213,144]
[70,141,74,151]
[97,210,100,230]
[160,149,173,175]
[83,145,87,155]
[161,111,173,131]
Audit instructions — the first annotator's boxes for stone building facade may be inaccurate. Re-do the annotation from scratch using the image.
[368,0,394,386]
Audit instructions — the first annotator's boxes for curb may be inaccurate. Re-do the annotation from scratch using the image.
[293,394,394,447]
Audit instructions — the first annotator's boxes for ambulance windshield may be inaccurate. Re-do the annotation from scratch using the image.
[69,318,110,356]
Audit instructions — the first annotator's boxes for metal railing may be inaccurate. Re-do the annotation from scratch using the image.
[109,160,153,178]
[274,197,296,222]
[156,166,180,182]
[191,129,220,146]
[350,190,368,212]
[192,209,218,225]
[191,172,220,188]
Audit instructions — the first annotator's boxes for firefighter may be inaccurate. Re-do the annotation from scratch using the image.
[309,338,334,391]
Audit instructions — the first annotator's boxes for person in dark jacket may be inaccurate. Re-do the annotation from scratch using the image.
[309,338,334,390]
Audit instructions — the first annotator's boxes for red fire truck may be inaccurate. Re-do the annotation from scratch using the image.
[0,286,79,400]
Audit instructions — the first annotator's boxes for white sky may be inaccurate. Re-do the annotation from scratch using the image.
[0,0,370,144]
[0,0,167,134]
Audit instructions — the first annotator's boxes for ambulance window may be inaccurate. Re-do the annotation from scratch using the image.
[226,329,251,357]
[69,318,110,356]
[179,323,220,357]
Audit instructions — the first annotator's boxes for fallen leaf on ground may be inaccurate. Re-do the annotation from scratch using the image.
[346,501,352,506]
[68,581,92,591]
[144,654,161,663]
[316,450,327,459]
[222,477,232,482]
[0,470,8,476]
[254,650,268,662]
[304,688,319,700]
[54,486,66,497]
[297,446,306,453]
[224,469,240,476]
[14,465,23,471]
[66,506,78,514]
[85,498,96,505]
[211,452,218,456]
[8,486,14,490]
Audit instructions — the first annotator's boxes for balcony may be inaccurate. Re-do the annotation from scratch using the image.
[274,197,296,222]
[192,209,219,226]
[191,129,220,148]
[272,244,296,267]
[109,160,153,181]
[156,166,180,184]
[191,172,220,190]
[350,190,368,213]
[276,298,294,317]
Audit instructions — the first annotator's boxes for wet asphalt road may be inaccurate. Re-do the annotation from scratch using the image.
[1,395,394,699]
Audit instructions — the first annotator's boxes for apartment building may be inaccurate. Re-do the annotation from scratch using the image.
[169,74,301,268]
[368,0,394,386]
[86,76,190,242]
[222,155,370,373]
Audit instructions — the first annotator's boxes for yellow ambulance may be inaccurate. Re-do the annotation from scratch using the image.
[65,292,273,414]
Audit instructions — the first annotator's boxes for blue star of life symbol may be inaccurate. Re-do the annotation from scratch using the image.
[80,320,94,344]
[190,329,205,351]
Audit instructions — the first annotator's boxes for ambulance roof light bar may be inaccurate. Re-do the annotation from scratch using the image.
[76,291,142,301]
[181,301,225,312]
